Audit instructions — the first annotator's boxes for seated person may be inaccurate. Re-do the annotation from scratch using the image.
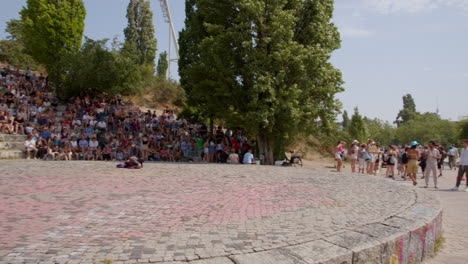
[24,135,38,159]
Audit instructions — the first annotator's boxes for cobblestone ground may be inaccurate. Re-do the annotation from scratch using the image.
[302,160,468,264]
[0,161,417,264]
[422,168,468,264]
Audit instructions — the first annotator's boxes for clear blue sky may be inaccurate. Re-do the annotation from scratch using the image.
[1,0,467,122]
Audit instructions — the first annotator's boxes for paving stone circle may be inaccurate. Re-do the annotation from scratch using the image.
[0,161,434,264]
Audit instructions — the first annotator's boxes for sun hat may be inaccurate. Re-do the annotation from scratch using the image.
[352,140,359,144]
[410,141,420,146]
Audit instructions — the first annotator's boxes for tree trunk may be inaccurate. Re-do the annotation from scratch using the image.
[257,133,275,165]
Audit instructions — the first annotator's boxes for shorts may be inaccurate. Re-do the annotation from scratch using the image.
[351,154,358,160]
[359,159,366,169]
[407,159,419,174]
[334,152,342,160]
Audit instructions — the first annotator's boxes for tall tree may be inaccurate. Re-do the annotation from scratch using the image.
[0,18,39,69]
[123,0,157,68]
[179,0,344,164]
[156,51,168,78]
[395,94,418,126]
[20,0,85,85]
[342,110,350,129]
[348,107,368,143]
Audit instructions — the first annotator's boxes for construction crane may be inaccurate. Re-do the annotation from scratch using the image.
[158,0,179,79]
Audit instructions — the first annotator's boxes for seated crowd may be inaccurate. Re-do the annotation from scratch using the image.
[0,66,256,164]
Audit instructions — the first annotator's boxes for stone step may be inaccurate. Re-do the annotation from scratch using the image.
[0,141,24,150]
[0,134,28,142]
[0,149,24,159]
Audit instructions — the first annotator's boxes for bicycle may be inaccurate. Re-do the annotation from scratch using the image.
[282,151,303,167]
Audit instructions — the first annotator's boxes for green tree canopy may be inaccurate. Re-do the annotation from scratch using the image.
[0,18,40,70]
[123,0,157,68]
[348,107,368,143]
[395,113,459,147]
[20,0,85,86]
[363,117,396,145]
[156,51,168,78]
[342,110,350,129]
[395,94,418,126]
[179,0,344,164]
[62,38,141,98]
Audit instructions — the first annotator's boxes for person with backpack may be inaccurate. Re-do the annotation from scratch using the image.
[447,144,459,170]
[348,140,359,173]
[437,145,447,177]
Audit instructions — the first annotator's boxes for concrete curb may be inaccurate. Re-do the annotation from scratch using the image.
[160,187,442,264]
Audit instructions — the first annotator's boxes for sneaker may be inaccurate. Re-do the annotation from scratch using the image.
[423,185,428,188]
[451,187,459,191]
[464,187,468,192]
[26,157,30,160]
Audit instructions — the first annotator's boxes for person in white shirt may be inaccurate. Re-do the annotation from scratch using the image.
[425,141,441,189]
[242,149,254,164]
[227,149,240,164]
[447,144,459,170]
[24,135,38,159]
[452,139,468,192]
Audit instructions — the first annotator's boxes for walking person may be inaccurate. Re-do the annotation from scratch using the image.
[358,144,367,174]
[406,141,420,186]
[424,141,441,189]
[335,141,346,172]
[447,144,459,170]
[451,139,468,191]
[348,140,359,173]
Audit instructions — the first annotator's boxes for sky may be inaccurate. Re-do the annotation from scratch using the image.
[0,0,467,123]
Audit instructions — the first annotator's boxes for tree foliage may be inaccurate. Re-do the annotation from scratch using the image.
[342,110,350,129]
[348,107,368,143]
[20,0,85,85]
[458,118,468,140]
[156,51,168,78]
[179,0,344,164]
[0,19,40,70]
[363,117,396,145]
[395,94,418,126]
[123,0,157,68]
[62,38,141,98]
[395,113,459,147]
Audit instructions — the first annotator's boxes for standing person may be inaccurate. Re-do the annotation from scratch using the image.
[424,141,441,189]
[358,144,367,174]
[385,145,397,179]
[348,140,359,173]
[335,141,346,172]
[451,139,468,192]
[437,145,447,177]
[373,144,382,175]
[406,141,420,186]
[447,144,459,170]
[419,145,428,177]
[366,139,376,174]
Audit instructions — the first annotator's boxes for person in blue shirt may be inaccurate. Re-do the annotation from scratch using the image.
[39,127,51,140]
[242,149,254,164]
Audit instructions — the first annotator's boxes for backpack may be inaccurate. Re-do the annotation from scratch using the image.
[402,153,408,164]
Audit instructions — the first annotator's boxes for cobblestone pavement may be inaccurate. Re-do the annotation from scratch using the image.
[302,160,468,264]
[0,161,419,263]
[422,168,468,264]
